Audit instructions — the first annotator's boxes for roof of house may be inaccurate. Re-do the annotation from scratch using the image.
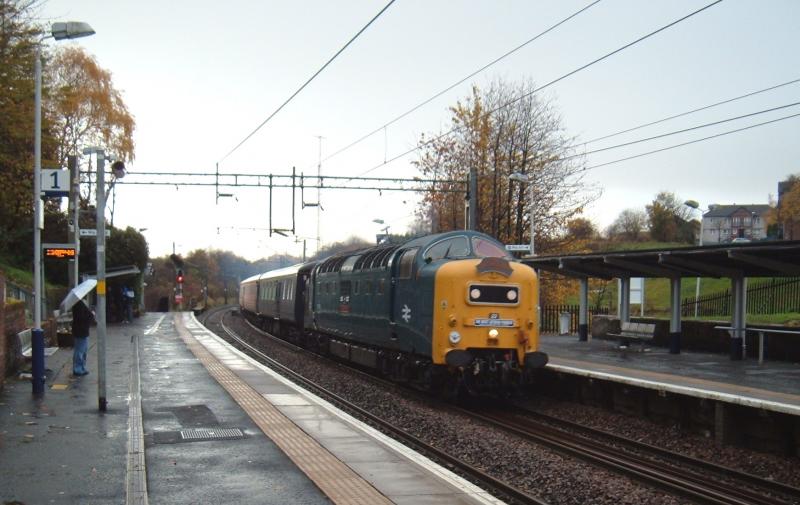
[704,204,771,218]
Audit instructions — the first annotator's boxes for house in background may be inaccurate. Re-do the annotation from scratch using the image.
[700,204,771,244]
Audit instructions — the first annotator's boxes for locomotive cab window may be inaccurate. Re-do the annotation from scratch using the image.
[397,248,419,279]
[472,237,511,259]
[424,236,469,262]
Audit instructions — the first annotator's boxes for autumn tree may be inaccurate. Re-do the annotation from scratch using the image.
[778,174,800,239]
[608,208,648,241]
[414,79,600,256]
[646,191,694,243]
[46,46,135,169]
[566,217,597,241]
[0,0,40,261]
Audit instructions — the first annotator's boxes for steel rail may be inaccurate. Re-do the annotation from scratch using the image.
[510,403,800,500]
[467,409,793,505]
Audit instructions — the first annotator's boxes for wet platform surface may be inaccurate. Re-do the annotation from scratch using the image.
[540,334,800,415]
[1,313,503,504]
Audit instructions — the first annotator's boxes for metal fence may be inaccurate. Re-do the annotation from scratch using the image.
[4,279,33,316]
[541,304,610,333]
[681,277,800,317]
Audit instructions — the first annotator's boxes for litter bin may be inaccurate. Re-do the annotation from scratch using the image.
[559,312,571,335]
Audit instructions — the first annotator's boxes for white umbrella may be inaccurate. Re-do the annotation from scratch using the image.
[59,279,97,313]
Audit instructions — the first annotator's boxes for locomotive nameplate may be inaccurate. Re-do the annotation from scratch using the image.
[473,318,515,327]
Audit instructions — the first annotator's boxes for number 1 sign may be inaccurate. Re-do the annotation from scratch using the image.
[41,169,70,197]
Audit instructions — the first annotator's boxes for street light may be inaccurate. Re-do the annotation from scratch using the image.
[32,21,95,396]
[373,218,390,244]
[684,200,706,318]
[83,147,125,412]
[509,172,535,255]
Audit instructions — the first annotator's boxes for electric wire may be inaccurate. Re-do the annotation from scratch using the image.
[356,0,723,177]
[582,111,800,172]
[583,77,800,145]
[319,0,603,166]
[218,0,397,164]
[563,101,800,161]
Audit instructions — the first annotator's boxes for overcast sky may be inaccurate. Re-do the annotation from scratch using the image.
[39,0,800,260]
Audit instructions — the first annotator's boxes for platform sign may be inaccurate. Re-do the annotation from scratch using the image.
[505,244,531,252]
[41,169,69,197]
[43,242,76,259]
[79,229,110,237]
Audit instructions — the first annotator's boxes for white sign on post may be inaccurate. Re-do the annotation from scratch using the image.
[505,244,531,252]
[41,169,70,197]
[79,229,110,237]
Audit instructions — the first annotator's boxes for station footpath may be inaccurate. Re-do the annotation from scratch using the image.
[539,333,800,416]
[1,313,501,505]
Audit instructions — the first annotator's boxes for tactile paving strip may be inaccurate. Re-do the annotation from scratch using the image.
[175,315,392,505]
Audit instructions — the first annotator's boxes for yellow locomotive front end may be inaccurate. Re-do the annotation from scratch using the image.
[431,256,548,390]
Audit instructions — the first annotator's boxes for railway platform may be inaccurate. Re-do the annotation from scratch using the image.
[538,333,800,452]
[540,333,800,412]
[1,312,501,505]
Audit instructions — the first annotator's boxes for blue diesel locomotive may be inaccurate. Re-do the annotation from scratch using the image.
[239,231,548,393]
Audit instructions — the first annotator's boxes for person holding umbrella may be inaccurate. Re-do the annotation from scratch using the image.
[61,279,98,377]
[71,299,94,376]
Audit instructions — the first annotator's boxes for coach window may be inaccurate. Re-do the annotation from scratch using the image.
[398,248,419,279]
[378,278,385,294]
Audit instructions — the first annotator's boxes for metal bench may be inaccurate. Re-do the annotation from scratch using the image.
[607,321,656,351]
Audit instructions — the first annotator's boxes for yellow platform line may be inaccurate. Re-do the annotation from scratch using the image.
[174,314,392,505]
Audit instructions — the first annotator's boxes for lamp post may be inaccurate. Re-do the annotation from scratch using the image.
[83,147,125,411]
[509,173,534,255]
[32,21,95,396]
[684,200,705,318]
[373,219,390,244]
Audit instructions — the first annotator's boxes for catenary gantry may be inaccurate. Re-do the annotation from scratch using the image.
[521,240,800,359]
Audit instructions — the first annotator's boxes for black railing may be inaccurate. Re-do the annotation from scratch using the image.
[540,304,610,333]
[681,277,800,317]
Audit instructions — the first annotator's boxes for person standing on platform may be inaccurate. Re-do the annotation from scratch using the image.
[123,286,134,323]
[72,299,94,376]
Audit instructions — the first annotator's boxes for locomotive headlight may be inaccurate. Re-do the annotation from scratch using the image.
[448,331,462,345]
[470,288,481,300]
[506,289,517,301]
[488,329,499,340]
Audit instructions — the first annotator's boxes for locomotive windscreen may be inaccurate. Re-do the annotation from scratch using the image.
[467,284,520,305]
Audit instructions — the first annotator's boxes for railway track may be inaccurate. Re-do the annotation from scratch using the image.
[467,407,799,505]
[201,306,800,505]
[507,403,800,503]
[201,306,548,505]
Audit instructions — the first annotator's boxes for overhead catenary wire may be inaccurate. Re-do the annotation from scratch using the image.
[319,0,604,167]
[218,0,397,164]
[583,77,800,145]
[562,101,800,161]
[356,0,724,177]
[582,111,800,172]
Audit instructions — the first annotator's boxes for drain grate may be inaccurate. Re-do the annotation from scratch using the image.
[179,428,244,441]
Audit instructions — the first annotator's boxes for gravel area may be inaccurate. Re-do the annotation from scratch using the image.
[214,310,799,505]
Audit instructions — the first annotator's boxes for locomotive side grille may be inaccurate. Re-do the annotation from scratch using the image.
[467,284,520,305]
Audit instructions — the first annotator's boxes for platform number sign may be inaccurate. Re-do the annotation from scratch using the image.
[41,169,69,197]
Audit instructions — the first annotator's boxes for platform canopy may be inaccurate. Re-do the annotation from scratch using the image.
[522,240,800,280]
